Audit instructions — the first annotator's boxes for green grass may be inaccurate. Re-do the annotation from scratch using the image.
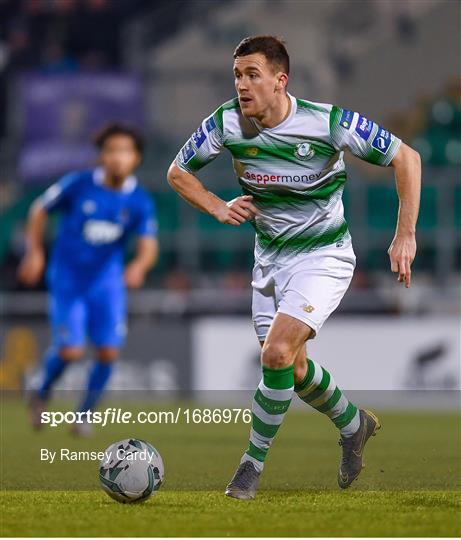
[1,399,460,536]
[2,490,460,537]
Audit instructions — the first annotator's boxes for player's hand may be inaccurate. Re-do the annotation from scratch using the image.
[17,248,45,287]
[387,233,416,288]
[124,262,146,289]
[215,195,258,226]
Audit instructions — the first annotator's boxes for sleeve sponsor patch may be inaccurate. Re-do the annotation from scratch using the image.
[205,116,216,132]
[191,125,207,149]
[355,115,373,141]
[181,141,195,163]
[371,127,392,154]
[339,109,354,129]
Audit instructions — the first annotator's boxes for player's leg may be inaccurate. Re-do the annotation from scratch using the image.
[294,343,381,488]
[293,349,360,437]
[30,291,86,428]
[76,346,119,419]
[283,244,381,488]
[246,313,312,465]
[38,346,84,399]
[39,292,86,401]
[225,312,311,499]
[77,281,126,423]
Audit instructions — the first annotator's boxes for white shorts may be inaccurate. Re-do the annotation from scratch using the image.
[251,240,356,341]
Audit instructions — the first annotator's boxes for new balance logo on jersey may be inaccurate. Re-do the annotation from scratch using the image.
[371,128,392,154]
[83,220,123,245]
[245,147,259,157]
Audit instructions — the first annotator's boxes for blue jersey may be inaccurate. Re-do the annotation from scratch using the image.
[40,167,157,287]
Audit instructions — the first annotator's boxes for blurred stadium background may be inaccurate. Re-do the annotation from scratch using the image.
[0,0,460,398]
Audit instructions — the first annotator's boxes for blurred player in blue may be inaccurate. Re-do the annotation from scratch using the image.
[18,123,159,434]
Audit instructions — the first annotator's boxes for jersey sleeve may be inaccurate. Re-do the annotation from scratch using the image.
[329,106,401,166]
[38,172,81,213]
[134,194,158,238]
[175,110,224,174]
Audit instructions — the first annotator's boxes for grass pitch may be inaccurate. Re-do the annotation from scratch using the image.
[3,490,460,537]
[0,398,460,537]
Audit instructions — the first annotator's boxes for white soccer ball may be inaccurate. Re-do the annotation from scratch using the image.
[99,438,164,503]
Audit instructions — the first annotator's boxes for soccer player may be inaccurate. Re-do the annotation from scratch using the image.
[167,36,421,498]
[18,123,158,434]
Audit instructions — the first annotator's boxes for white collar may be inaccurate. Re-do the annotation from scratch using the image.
[250,93,297,132]
[93,167,138,194]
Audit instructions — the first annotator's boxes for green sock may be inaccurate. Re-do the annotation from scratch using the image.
[242,364,294,472]
[295,358,360,437]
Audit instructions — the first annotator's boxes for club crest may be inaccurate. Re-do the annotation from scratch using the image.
[295,142,314,160]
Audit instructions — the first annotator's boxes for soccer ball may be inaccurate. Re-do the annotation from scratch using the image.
[99,438,164,503]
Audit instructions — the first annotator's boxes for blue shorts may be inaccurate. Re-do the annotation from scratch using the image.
[49,278,127,349]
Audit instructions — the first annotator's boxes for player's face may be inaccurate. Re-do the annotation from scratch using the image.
[233,53,286,118]
[99,135,141,180]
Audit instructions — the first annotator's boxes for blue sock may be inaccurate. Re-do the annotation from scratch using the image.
[38,348,69,400]
[78,361,113,415]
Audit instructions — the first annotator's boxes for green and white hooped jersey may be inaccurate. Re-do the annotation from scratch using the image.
[175,93,401,265]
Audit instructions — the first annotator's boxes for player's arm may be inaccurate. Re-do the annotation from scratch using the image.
[387,142,421,288]
[17,199,48,287]
[330,107,421,288]
[125,194,160,289]
[18,172,80,287]
[167,110,258,225]
[167,163,257,226]
[125,236,159,289]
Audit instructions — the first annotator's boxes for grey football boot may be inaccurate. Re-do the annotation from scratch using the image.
[338,409,381,489]
[225,461,261,500]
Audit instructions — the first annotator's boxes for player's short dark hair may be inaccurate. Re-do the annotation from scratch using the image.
[233,35,290,74]
[93,123,145,154]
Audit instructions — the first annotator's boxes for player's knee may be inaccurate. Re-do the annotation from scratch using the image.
[96,347,119,363]
[59,347,84,362]
[261,341,294,369]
